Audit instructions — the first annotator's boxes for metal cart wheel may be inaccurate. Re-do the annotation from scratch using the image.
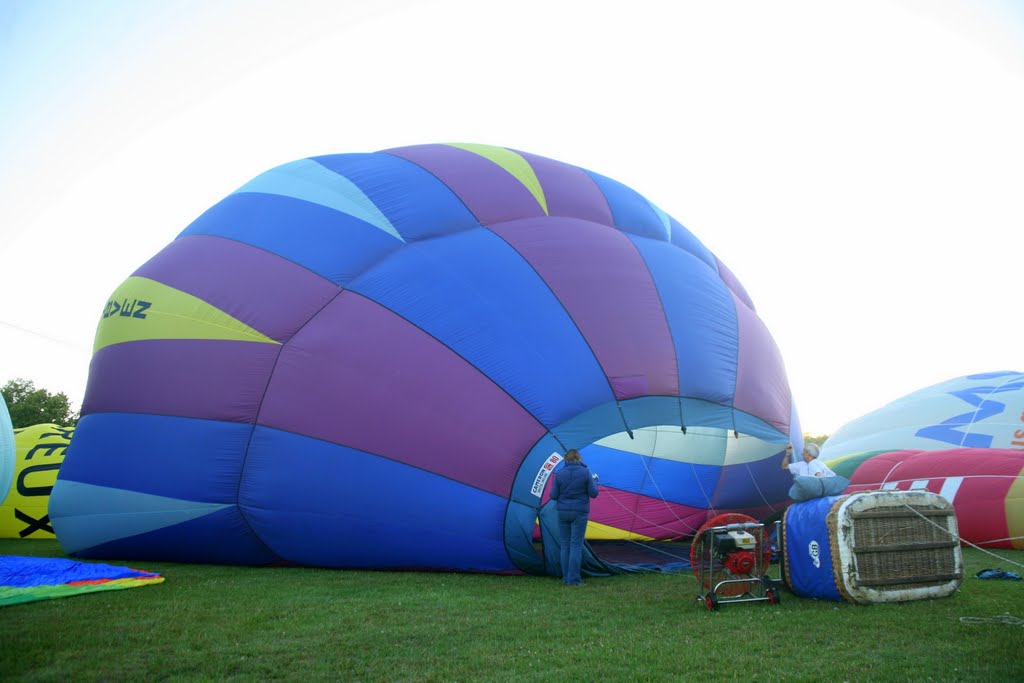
[704,593,719,611]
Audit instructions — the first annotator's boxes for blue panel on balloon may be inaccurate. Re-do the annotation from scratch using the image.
[314,151,482,241]
[631,237,737,404]
[505,500,545,575]
[59,413,251,502]
[241,427,512,571]
[667,216,717,270]
[72,506,278,565]
[181,192,402,285]
[712,458,791,508]
[584,170,668,240]
[583,443,720,508]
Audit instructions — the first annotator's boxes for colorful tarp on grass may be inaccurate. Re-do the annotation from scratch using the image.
[0,555,164,607]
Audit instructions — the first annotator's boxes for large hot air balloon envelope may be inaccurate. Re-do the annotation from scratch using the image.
[51,143,800,573]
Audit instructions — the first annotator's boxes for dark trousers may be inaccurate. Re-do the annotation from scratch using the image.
[558,509,589,585]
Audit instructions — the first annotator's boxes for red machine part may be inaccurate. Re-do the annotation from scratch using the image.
[723,550,756,575]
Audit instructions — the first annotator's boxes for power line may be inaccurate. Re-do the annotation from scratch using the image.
[0,320,91,352]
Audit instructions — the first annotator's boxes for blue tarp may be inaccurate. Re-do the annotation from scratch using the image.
[0,555,163,607]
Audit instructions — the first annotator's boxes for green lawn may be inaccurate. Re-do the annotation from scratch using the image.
[1,540,1021,682]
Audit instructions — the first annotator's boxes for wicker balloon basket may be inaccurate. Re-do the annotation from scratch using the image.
[782,490,963,604]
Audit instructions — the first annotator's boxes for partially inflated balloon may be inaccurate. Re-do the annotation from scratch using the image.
[51,144,800,572]
[843,448,1024,550]
[822,371,1024,462]
[0,424,73,538]
[822,372,1024,552]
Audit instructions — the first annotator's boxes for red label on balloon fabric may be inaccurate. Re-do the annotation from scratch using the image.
[531,453,563,497]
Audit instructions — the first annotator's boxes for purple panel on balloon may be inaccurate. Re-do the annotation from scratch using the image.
[516,150,614,226]
[82,339,281,422]
[731,292,791,432]
[134,234,340,342]
[491,217,678,400]
[588,492,708,538]
[257,291,548,496]
[385,144,545,226]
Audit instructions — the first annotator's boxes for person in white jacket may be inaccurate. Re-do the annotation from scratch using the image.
[781,442,837,478]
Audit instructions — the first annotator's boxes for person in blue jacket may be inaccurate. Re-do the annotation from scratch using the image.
[549,448,599,586]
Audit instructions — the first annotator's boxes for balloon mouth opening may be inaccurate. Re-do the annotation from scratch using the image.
[506,400,792,578]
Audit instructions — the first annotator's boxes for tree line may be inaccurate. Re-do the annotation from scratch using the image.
[1,378,79,428]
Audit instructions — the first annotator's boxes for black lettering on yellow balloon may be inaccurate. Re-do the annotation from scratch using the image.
[25,441,68,460]
[16,463,61,497]
[14,509,53,537]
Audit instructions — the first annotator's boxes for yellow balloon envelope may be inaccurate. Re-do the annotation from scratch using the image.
[0,424,73,539]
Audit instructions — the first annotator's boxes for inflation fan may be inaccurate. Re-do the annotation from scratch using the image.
[690,513,780,610]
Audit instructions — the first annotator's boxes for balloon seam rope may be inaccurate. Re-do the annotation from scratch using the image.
[878,461,904,488]
[588,489,694,571]
[615,401,633,439]
[745,461,781,513]
[634,427,661,537]
[860,474,1024,487]
[896,499,1024,569]
[960,374,1020,446]
[601,487,698,537]
[690,461,714,514]
[632,438,697,529]
[969,534,1024,545]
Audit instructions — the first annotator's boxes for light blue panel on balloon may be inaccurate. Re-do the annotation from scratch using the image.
[50,480,230,554]
[180,192,403,286]
[584,170,670,241]
[0,394,14,505]
[313,151,483,242]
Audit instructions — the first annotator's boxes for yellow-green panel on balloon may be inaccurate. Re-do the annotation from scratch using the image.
[93,276,280,354]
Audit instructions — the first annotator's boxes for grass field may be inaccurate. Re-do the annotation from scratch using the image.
[1,539,1022,682]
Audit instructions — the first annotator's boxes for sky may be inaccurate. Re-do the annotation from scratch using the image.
[1,0,1022,436]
